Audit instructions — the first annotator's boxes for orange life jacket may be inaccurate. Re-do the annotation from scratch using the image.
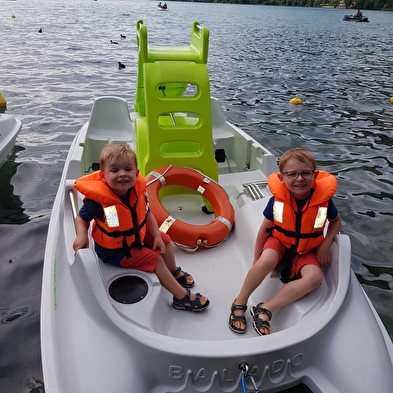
[74,171,148,257]
[267,171,337,254]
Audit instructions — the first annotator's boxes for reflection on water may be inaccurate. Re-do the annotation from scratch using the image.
[0,146,29,225]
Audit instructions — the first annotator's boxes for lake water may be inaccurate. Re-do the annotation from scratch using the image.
[1,0,393,391]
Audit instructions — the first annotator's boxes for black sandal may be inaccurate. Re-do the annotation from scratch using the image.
[172,266,194,288]
[228,300,247,334]
[250,303,272,336]
[172,290,209,312]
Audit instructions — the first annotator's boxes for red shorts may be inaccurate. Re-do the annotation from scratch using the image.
[119,232,171,272]
[262,237,320,279]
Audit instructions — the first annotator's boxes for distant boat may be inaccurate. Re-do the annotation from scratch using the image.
[157,2,168,10]
[343,14,369,22]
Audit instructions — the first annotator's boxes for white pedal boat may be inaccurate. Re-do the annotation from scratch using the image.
[41,20,393,393]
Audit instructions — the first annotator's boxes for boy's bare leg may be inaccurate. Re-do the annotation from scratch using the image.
[155,257,208,304]
[255,265,323,334]
[162,242,194,286]
[231,249,280,331]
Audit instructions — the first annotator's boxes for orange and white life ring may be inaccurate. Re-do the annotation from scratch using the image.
[146,166,235,249]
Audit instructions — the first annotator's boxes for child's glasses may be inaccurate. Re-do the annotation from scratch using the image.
[282,170,314,180]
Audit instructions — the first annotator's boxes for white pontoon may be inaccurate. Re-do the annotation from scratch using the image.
[41,20,393,393]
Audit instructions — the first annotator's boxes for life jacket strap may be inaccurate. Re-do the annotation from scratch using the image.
[95,221,146,238]
[268,225,323,239]
[95,218,147,258]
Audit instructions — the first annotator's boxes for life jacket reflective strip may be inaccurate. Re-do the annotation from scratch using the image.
[74,171,148,257]
[267,171,337,254]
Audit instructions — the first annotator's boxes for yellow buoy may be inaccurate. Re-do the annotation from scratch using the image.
[0,93,7,108]
[12,14,16,19]
[289,95,302,105]
[390,97,393,104]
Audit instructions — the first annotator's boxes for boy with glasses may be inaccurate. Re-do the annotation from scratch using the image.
[229,148,341,335]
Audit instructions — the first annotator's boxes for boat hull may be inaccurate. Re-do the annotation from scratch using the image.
[0,113,22,169]
[41,96,393,393]
[41,19,392,393]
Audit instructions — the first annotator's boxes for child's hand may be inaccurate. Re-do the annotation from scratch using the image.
[73,235,89,255]
[152,236,166,254]
[73,215,90,256]
[315,242,331,267]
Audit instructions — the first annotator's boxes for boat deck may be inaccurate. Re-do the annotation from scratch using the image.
[67,170,338,342]
[43,94,393,393]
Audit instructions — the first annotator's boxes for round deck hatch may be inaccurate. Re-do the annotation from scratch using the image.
[109,275,148,304]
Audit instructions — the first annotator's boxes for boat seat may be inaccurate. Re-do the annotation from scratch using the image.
[81,96,134,173]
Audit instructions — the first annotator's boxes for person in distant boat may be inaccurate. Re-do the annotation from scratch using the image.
[355,9,363,18]
[73,143,209,312]
[229,148,341,335]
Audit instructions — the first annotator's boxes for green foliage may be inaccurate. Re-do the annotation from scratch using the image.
[173,0,393,10]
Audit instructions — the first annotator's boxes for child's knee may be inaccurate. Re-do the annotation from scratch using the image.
[300,265,323,289]
[310,269,323,289]
[154,255,165,270]
[259,249,281,268]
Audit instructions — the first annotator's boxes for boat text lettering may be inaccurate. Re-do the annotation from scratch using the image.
[169,353,305,386]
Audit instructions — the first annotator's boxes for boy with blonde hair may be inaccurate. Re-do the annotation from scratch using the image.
[73,143,209,312]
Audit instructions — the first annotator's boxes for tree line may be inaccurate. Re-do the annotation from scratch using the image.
[172,0,393,11]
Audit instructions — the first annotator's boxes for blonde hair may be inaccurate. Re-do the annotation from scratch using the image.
[99,143,138,170]
[278,148,316,172]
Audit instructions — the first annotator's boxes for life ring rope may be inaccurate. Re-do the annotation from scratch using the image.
[146,165,235,250]
[146,166,172,188]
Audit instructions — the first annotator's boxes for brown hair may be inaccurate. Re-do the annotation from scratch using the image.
[278,148,316,172]
[99,143,138,170]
